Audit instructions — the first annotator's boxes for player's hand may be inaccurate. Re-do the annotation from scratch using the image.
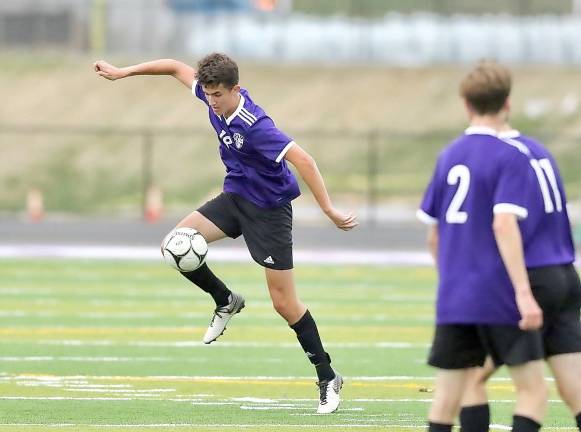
[325,207,358,231]
[515,290,543,330]
[93,60,127,80]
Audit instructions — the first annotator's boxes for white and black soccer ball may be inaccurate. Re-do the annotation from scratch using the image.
[162,227,208,272]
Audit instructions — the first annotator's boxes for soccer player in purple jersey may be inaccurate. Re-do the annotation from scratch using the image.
[459,126,581,432]
[417,61,547,432]
[94,53,357,413]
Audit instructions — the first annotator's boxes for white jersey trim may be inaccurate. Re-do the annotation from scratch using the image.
[416,209,438,225]
[275,141,296,163]
[238,108,256,126]
[464,126,498,136]
[238,113,254,126]
[241,108,257,121]
[498,129,521,139]
[493,203,528,219]
[226,94,246,125]
[500,137,531,156]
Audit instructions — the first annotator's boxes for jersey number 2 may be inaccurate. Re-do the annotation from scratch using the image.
[530,159,562,213]
[446,165,470,224]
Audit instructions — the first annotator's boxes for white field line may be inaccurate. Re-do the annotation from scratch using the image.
[232,397,277,402]
[0,311,428,321]
[0,396,564,404]
[35,340,429,349]
[0,244,433,266]
[64,384,132,388]
[16,383,133,390]
[0,297,426,307]
[62,389,175,393]
[0,374,527,382]
[239,406,364,411]
[0,424,574,430]
[0,424,420,429]
[0,311,203,319]
[0,356,195,362]
[0,397,144,401]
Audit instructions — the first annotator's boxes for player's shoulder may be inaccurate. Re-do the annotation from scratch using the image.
[441,127,508,158]
[226,89,267,130]
[436,127,531,177]
[499,129,551,160]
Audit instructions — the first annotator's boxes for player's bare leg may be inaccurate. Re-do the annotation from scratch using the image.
[265,268,342,414]
[548,353,581,417]
[508,360,548,431]
[264,268,305,323]
[174,210,228,243]
[428,368,470,430]
[167,210,244,344]
[459,357,496,432]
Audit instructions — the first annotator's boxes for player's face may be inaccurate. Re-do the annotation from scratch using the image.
[203,84,240,117]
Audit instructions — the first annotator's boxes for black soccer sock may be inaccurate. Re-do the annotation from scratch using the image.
[459,404,490,432]
[512,415,541,432]
[181,263,231,307]
[428,422,453,432]
[289,310,335,382]
[576,412,581,431]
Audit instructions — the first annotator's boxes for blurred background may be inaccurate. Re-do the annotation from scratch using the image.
[0,0,580,252]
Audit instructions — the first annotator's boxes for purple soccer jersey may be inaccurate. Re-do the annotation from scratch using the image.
[499,130,576,268]
[418,127,536,325]
[193,82,300,208]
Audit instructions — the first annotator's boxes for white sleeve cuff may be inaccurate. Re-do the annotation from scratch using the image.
[416,209,438,225]
[275,141,296,163]
[493,203,528,219]
[191,80,198,96]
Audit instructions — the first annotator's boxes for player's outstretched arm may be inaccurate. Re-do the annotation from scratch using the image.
[284,144,358,231]
[493,213,543,330]
[93,59,196,88]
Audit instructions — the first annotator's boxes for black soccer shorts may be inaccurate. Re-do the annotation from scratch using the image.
[428,324,544,369]
[529,263,581,357]
[197,192,293,270]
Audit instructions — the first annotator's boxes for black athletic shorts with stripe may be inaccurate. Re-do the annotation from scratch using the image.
[428,263,581,369]
[428,324,544,370]
[197,192,293,271]
[528,263,581,357]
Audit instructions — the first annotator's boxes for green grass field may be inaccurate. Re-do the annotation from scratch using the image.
[0,260,577,431]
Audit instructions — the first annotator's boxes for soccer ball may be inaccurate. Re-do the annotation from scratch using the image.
[162,227,208,272]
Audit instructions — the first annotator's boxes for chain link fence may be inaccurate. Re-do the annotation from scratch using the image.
[1,125,580,226]
[0,126,447,219]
